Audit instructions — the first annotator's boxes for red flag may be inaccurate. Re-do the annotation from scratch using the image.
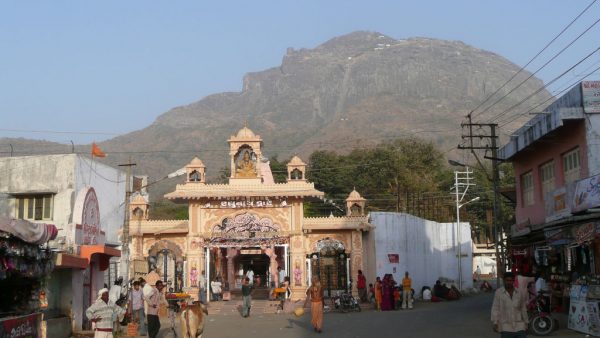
[91,143,106,158]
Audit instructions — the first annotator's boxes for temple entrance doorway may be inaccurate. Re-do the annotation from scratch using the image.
[236,250,270,287]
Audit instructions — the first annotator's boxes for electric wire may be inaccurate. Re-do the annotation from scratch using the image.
[472,14,600,121]
[497,61,600,128]
[468,0,598,119]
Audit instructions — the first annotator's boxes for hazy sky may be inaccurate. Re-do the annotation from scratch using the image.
[1,1,598,144]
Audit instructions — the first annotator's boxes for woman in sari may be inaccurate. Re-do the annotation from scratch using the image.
[381,274,393,311]
[374,276,382,311]
[306,276,324,333]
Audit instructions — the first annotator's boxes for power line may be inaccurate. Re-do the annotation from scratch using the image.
[473,13,600,120]
[0,128,121,136]
[497,61,600,127]
[468,0,598,119]
[491,46,600,125]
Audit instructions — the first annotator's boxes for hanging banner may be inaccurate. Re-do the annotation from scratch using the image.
[573,173,600,213]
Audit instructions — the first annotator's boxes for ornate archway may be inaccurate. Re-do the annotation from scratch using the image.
[309,238,349,296]
[147,240,184,292]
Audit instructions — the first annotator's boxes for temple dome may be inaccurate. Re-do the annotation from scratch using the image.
[288,155,306,166]
[235,126,256,139]
[188,157,205,167]
[346,188,366,202]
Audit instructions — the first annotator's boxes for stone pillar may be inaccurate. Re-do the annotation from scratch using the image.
[265,246,278,287]
[226,248,237,289]
[350,230,364,298]
[290,235,307,300]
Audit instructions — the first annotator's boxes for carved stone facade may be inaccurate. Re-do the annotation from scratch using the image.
[130,126,372,300]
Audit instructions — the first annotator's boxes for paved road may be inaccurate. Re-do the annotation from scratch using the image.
[157,293,583,338]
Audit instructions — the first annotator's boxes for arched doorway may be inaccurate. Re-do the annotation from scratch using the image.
[309,238,349,297]
[148,240,184,292]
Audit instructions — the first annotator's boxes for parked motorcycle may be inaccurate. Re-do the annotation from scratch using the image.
[331,291,361,313]
[528,291,554,336]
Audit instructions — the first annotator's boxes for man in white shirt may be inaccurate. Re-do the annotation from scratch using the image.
[278,266,286,287]
[211,277,222,301]
[86,288,125,338]
[246,268,254,286]
[491,272,528,338]
[108,277,125,305]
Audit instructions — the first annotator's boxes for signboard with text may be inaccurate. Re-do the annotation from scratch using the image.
[583,81,600,114]
[573,174,600,213]
[545,185,573,222]
[0,313,40,338]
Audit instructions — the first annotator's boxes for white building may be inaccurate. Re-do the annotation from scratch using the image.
[365,212,473,293]
[0,154,125,337]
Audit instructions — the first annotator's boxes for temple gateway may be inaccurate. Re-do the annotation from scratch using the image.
[129,126,372,300]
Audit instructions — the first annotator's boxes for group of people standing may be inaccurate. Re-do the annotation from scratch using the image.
[85,277,168,338]
[361,271,413,311]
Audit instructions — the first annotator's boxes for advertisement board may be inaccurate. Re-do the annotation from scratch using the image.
[573,173,600,213]
[583,81,600,114]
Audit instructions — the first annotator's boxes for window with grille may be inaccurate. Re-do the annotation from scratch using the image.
[563,148,581,183]
[521,172,534,206]
[14,194,54,220]
[539,161,555,199]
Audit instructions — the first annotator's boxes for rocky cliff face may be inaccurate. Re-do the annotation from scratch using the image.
[1,31,551,199]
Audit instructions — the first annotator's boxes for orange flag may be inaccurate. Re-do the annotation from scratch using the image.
[91,143,106,158]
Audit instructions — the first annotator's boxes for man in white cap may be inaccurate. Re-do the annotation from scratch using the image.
[85,288,125,338]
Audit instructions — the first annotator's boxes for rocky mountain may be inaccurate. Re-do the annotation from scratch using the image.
[1,31,551,200]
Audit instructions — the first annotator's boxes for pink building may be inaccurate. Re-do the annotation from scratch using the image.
[498,81,600,295]
[500,81,600,229]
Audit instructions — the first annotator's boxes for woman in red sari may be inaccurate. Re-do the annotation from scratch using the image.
[381,274,393,311]
[306,276,324,333]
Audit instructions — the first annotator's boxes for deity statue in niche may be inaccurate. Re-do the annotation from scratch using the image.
[190,264,198,287]
[235,149,257,178]
[293,261,302,286]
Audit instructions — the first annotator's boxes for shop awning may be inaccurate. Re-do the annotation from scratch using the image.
[80,245,121,271]
[55,253,88,269]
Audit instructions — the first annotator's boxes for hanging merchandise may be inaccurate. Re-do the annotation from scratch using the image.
[0,229,56,338]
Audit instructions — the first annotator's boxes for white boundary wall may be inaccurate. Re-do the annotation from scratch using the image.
[369,212,473,293]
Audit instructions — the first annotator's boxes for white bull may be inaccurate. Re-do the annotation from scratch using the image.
[179,303,208,338]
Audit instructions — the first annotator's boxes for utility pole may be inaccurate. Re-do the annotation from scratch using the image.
[119,158,136,283]
[453,167,476,290]
[458,114,504,287]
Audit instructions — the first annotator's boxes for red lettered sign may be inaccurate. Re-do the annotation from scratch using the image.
[0,313,40,338]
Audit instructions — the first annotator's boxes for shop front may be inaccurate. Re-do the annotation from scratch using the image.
[0,217,57,338]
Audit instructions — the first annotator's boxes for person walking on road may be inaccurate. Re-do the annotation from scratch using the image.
[198,270,207,304]
[306,276,324,333]
[241,277,253,317]
[129,281,147,336]
[402,271,413,309]
[146,280,167,338]
[85,288,125,338]
[491,272,528,338]
[357,270,367,303]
